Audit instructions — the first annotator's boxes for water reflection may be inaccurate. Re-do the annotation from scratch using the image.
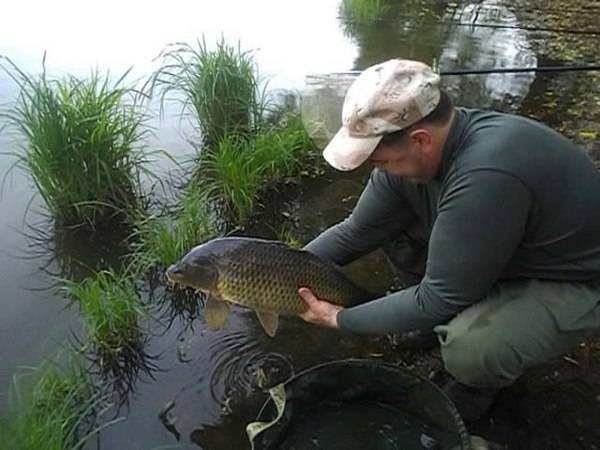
[76,332,162,408]
[338,0,447,69]
[3,0,598,448]
[301,73,356,149]
[16,215,132,285]
[439,0,537,110]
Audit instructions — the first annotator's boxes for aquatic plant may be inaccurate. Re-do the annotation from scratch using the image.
[273,226,303,250]
[130,179,217,275]
[0,56,153,228]
[63,270,161,399]
[64,270,145,362]
[199,112,315,225]
[0,356,115,450]
[151,37,316,227]
[199,133,264,224]
[151,37,267,147]
[253,112,315,181]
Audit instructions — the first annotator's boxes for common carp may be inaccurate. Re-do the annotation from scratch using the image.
[165,237,375,337]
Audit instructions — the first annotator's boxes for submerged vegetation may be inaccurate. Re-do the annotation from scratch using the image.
[0,355,112,450]
[0,56,153,228]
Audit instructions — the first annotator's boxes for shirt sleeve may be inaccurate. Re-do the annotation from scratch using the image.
[338,169,532,334]
[303,169,417,265]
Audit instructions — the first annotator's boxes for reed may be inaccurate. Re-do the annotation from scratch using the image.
[0,56,152,227]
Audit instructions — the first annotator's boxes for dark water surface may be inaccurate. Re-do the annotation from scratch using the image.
[2,0,600,448]
[278,401,440,450]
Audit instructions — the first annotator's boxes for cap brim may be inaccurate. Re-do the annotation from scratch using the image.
[322,127,383,171]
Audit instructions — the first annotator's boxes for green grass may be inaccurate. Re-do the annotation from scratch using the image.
[273,226,303,249]
[199,112,315,225]
[199,134,264,224]
[340,0,392,20]
[151,37,267,147]
[0,356,114,450]
[150,37,317,228]
[253,112,316,180]
[129,180,217,275]
[63,270,145,360]
[0,56,153,228]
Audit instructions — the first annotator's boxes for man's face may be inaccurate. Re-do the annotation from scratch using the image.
[368,131,437,182]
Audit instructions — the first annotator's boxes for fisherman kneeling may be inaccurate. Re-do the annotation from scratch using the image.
[297,58,600,421]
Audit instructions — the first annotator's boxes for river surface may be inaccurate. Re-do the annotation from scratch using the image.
[1,0,600,449]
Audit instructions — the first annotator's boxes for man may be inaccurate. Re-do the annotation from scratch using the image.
[296,58,600,421]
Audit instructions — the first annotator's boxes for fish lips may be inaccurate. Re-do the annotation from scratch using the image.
[165,263,208,293]
[165,263,185,284]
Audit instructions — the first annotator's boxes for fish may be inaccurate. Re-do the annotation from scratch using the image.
[165,236,375,337]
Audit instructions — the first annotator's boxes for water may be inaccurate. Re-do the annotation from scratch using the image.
[1,0,600,448]
[278,401,440,450]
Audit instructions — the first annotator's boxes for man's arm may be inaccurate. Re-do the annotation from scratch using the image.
[303,169,417,265]
[304,170,532,334]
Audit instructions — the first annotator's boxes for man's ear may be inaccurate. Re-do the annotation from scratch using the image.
[409,128,432,150]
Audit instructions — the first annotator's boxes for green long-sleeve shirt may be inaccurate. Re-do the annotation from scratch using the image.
[305,108,600,335]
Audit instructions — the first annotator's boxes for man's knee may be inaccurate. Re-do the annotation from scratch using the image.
[437,326,521,388]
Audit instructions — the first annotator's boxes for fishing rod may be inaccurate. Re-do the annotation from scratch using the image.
[440,64,600,75]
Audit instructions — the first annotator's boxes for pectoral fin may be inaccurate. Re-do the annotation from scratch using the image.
[256,311,279,337]
[204,295,230,330]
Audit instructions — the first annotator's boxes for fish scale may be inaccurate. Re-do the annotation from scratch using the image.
[214,239,368,314]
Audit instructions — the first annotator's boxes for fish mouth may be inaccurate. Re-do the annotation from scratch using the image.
[164,265,206,292]
[165,264,185,284]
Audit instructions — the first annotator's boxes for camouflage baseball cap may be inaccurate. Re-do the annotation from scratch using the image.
[323,59,441,171]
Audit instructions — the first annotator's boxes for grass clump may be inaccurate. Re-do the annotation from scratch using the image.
[199,111,315,225]
[130,180,217,275]
[63,270,159,398]
[199,134,264,224]
[152,37,265,147]
[152,37,317,227]
[63,270,145,362]
[0,56,152,227]
[0,356,111,450]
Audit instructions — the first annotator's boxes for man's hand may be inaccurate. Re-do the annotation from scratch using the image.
[297,287,343,329]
